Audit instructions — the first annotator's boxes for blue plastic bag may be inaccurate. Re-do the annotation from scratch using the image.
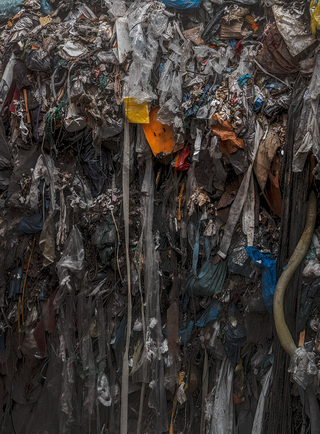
[195,302,221,327]
[17,209,44,235]
[41,0,52,15]
[163,321,194,344]
[160,0,202,11]
[0,0,23,21]
[246,247,277,313]
[179,321,194,344]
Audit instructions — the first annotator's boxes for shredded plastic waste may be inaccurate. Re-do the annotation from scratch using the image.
[0,1,319,433]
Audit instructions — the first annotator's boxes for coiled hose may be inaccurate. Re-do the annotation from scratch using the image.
[273,191,317,357]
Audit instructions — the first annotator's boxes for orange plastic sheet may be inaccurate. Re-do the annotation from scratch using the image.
[142,106,183,159]
[211,114,244,157]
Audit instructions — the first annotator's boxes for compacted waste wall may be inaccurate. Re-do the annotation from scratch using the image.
[0,1,319,433]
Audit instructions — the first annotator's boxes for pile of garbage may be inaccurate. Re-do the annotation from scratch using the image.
[0,0,319,433]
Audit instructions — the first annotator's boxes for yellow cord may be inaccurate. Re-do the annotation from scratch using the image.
[170,372,185,434]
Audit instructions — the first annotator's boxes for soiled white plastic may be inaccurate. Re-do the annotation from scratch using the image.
[303,258,320,277]
[218,122,263,258]
[62,41,87,58]
[28,155,57,211]
[64,103,87,132]
[242,174,255,247]
[0,53,16,107]
[97,372,112,406]
[57,226,84,274]
[115,17,131,64]
[273,5,316,57]
[252,367,273,434]
[55,226,84,308]
[64,4,97,25]
[289,346,318,390]
[210,357,234,434]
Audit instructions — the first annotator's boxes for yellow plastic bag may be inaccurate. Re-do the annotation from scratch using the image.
[310,0,320,34]
[123,97,149,124]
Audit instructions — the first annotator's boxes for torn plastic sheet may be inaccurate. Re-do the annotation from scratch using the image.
[193,128,202,162]
[64,4,97,24]
[124,4,162,104]
[57,226,84,274]
[25,47,51,72]
[97,372,112,407]
[189,259,227,298]
[132,151,168,432]
[0,54,16,108]
[183,25,204,45]
[28,155,57,212]
[17,205,47,235]
[209,357,234,434]
[218,122,263,259]
[273,5,316,57]
[211,115,244,156]
[115,17,131,64]
[242,175,255,247]
[61,41,88,58]
[289,345,318,390]
[39,215,55,267]
[228,232,255,278]
[246,247,277,313]
[64,104,87,132]
[255,24,300,76]
[303,258,320,277]
[252,366,273,434]
[55,226,84,308]
[103,0,127,17]
[195,301,221,327]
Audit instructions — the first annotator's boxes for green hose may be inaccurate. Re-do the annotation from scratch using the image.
[273,191,317,357]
